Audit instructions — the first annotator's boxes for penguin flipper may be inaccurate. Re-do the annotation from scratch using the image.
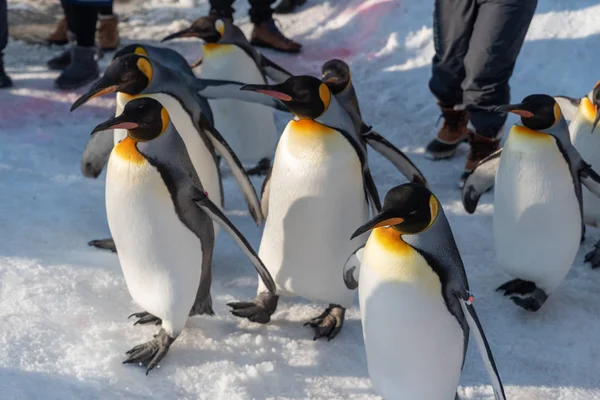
[81,130,114,178]
[193,189,277,294]
[361,127,428,187]
[260,54,293,83]
[461,148,502,213]
[342,246,364,290]
[260,166,273,219]
[363,167,382,215]
[554,95,581,122]
[199,115,265,226]
[458,297,506,400]
[579,162,600,199]
[193,78,290,112]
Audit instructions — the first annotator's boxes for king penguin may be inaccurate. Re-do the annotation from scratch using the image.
[554,82,600,227]
[226,76,381,340]
[71,53,280,232]
[320,58,428,186]
[462,94,600,311]
[343,183,505,400]
[90,97,276,373]
[80,44,206,252]
[162,16,294,175]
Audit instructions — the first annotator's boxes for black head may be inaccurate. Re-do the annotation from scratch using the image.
[241,76,331,119]
[321,59,351,95]
[162,16,223,43]
[71,54,152,111]
[90,97,169,142]
[351,183,438,238]
[494,94,560,131]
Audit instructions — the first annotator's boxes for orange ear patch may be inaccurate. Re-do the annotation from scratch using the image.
[134,47,148,57]
[319,83,331,109]
[160,107,169,133]
[136,58,153,81]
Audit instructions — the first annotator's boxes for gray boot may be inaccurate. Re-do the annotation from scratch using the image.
[55,46,99,90]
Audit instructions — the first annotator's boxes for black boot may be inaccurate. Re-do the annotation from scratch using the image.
[0,55,12,88]
[55,46,99,90]
[47,49,72,71]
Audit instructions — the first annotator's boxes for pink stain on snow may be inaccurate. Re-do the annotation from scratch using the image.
[298,0,400,63]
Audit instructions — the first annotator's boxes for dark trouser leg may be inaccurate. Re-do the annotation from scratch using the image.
[462,0,537,138]
[428,0,477,107]
[98,3,113,16]
[0,0,7,55]
[249,0,275,24]
[209,0,235,20]
[68,3,98,47]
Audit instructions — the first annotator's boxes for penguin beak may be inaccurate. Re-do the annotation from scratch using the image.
[71,81,118,111]
[91,114,139,135]
[240,84,292,102]
[494,104,534,118]
[321,70,339,84]
[350,213,404,240]
[161,28,199,42]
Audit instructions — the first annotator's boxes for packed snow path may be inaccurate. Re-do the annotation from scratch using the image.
[1,0,600,399]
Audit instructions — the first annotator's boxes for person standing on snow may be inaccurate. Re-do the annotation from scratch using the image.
[209,0,303,53]
[48,0,115,90]
[0,0,11,88]
[424,0,538,186]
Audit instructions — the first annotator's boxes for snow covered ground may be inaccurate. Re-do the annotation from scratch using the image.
[2,0,600,399]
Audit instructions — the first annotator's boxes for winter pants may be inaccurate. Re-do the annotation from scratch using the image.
[0,0,7,66]
[61,0,99,47]
[210,0,275,25]
[429,0,537,137]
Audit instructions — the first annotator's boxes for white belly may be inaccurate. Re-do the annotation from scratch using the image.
[201,45,277,166]
[570,114,600,225]
[106,152,203,337]
[359,231,464,400]
[494,131,581,292]
[145,93,222,237]
[257,122,369,307]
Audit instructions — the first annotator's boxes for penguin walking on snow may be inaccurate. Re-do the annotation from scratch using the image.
[80,43,212,252]
[320,59,428,186]
[162,16,293,175]
[227,76,381,340]
[90,97,276,373]
[344,183,505,400]
[462,94,600,311]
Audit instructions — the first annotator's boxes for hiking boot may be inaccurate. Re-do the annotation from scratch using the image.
[47,17,68,45]
[251,19,302,53]
[274,0,307,14]
[98,14,120,51]
[47,49,72,70]
[0,67,12,88]
[425,104,471,160]
[55,46,99,90]
[459,130,501,187]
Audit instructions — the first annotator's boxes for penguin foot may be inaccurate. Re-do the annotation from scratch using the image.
[245,158,271,176]
[496,279,537,296]
[304,304,345,341]
[128,311,162,326]
[584,240,600,268]
[88,238,117,253]
[509,293,548,312]
[227,292,279,324]
[123,328,175,375]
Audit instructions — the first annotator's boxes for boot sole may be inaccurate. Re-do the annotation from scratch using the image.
[54,72,100,90]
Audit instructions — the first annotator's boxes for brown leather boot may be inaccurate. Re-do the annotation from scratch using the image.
[47,17,68,45]
[98,15,120,51]
[250,19,302,53]
[459,131,501,187]
[425,104,471,160]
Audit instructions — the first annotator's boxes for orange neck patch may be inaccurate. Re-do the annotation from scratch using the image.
[510,124,549,139]
[288,119,335,136]
[115,136,145,164]
[580,97,597,123]
[372,227,412,255]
